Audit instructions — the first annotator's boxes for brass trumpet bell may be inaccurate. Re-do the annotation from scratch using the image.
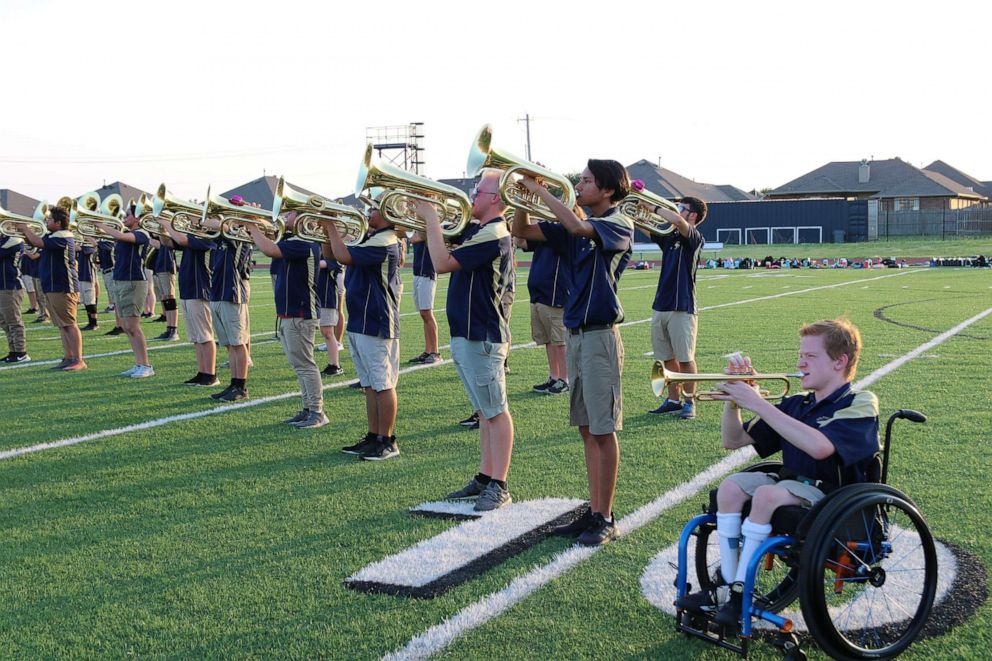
[620,187,678,237]
[467,124,576,220]
[355,144,471,238]
[203,189,282,243]
[650,361,800,401]
[273,177,368,246]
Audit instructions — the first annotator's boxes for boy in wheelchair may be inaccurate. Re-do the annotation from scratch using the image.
[678,317,879,631]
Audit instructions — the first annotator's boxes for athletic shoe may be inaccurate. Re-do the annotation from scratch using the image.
[184,374,204,386]
[105,327,124,336]
[465,416,480,430]
[50,359,70,370]
[102,305,115,313]
[458,412,480,427]
[348,381,363,389]
[360,437,399,461]
[197,375,220,387]
[407,351,429,364]
[2,353,31,363]
[80,322,99,331]
[316,342,327,352]
[210,385,234,400]
[217,386,248,402]
[62,359,87,372]
[218,361,229,369]
[445,478,486,500]
[341,433,377,455]
[282,410,309,425]
[130,365,155,378]
[650,399,683,415]
[474,481,511,512]
[577,512,618,546]
[546,379,569,395]
[140,312,152,319]
[153,314,167,322]
[679,400,697,420]
[32,317,48,324]
[677,580,729,614]
[294,410,329,429]
[551,506,594,537]
[321,364,345,376]
[25,307,37,314]
[422,352,442,364]
[713,583,744,631]
[120,365,140,377]
[532,377,555,393]
[153,330,178,341]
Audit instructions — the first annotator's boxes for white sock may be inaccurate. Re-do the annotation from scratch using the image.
[734,518,773,584]
[716,512,743,584]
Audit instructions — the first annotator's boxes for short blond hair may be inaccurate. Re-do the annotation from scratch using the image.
[800,317,862,379]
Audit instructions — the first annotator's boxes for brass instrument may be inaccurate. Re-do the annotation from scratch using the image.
[135,193,165,234]
[466,124,576,220]
[0,203,48,238]
[651,361,802,401]
[71,191,127,237]
[355,144,471,238]
[202,188,283,243]
[152,184,219,239]
[620,187,679,237]
[273,177,368,246]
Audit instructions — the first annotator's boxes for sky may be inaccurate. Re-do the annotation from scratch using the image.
[2,0,989,205]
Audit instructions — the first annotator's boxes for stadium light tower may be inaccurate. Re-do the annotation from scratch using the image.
[366,122,425,174]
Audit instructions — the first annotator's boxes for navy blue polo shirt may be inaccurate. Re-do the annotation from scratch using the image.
[0,237,24,290]
[153,245,177,274]
[522,240,570,308]
[210,240,252,304]
[77,244,96,283]
[40,231,79,293]
[412,241,436,280]
[96,239,115,273]
[113,230,151,281]
[317,257,343,309]
[538,207,633,329]
[344,227,402,338]
[274,236,320,318]
[653,225,703,313]
[177,236,216,301]
[21,249,38,278]
[447,217,512,342]
[745,384,880,487]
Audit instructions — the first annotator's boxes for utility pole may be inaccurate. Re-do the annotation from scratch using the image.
[517,113,532,161]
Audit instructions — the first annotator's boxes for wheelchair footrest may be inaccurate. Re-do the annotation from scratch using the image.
[675,609,750,657]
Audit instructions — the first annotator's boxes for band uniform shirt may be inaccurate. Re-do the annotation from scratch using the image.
[522,240,570,308]
[0,237,24,290]
[96,239,115,273]
[112,229,151,281]
[177,236,216,301]
[77,244,96,283]
[652,224,703,313]
[274,236,320,319]
[344,227,401,338]
[744,384,880,487]
[40,230,79,294]
[153,245,178,274]
[412,241,436,281]
[317,257,343,310]
[21,248,38,279]
[447,217,512,342]
[538,207,633,329]
[209,239,252,304]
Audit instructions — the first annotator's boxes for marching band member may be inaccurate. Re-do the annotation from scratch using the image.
[26,247,49,324]
[150,238,180,341]
[407,232,442,365]
[518,231,570,395]
[0,231,29,362]
[511,160,633,546]
[18,245,40,316]
[18,206,86,371]
[76,239,99,331]
[321,196,403,461]
[418,169,516,511]
[205,218,253,401]
[316,254,345,376]
[96,237,124,335]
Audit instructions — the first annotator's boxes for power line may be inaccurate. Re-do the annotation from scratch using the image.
[0,145,329,165]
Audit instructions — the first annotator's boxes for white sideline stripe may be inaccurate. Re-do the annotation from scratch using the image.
[381,304,992,661]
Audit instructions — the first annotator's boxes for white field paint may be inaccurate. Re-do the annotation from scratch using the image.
[381,304,992,661]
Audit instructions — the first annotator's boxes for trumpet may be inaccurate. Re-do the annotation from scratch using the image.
[619,186,678,237]
[152,184,219,239]
[651,361,802,401]
[273,177,368,246]
[355,144,471,238]
[202,188,283,243]
[0,202,48,238]
[70,191,127,237]
[466,124,576,220]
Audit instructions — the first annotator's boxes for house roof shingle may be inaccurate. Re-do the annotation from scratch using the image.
[0,189,41,216]
[922,160,992,198]
[625,160,754,202]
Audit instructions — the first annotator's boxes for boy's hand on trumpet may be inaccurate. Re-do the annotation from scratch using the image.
[713,352,765,411]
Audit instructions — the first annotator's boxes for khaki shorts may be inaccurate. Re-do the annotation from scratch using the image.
[115,279,149,318]
[46,291,79,328]
[102,272,116,305]
[348,331,398,392]
[725,471,826,508]
[412,275,437,311]
[211,301,249,347]
[79,281,96,306]
[182,299,214,344]
[451,337,509,420]
[652,310,698,363]
[20,275,34,293]
[319,307,339,327]
[566,326,624,435]
[153,272,177,300]
[530,302,566,346]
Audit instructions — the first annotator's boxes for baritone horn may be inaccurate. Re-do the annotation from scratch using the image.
[651,361,801,401]
[202,188,283,243]
[619,185,679,237]
[467,124,576,220]
[72,192,127,237]
[0,203,49,238]
[152,184,218,239]
[273,177,367,246]
[355,144,471,238]
[135,193,163,234]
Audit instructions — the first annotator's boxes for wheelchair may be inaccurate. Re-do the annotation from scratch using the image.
[673,410,938,660]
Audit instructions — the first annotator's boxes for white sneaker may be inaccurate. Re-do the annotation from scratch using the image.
[120,365,139,376]
[316,343,327,352]
[130,365,155,378]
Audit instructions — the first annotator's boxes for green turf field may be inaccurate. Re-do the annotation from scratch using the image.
[2,264,991,659]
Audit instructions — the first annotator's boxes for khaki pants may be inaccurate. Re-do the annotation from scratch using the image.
[32,277,48,319]
[566,326,624,435]
[0,288,26,352]
[279,317,322,411]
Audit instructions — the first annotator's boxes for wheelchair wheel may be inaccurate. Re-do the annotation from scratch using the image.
[799,487,937,659]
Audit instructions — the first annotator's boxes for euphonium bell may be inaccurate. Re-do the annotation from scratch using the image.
[152,184,218,239]
[202,188,283,243]
[650,361,801,401]
[273,177,367,246]
[72,192,127,238]
[355,144,471,238]
[466,124,576,220]
[619,186,678,237]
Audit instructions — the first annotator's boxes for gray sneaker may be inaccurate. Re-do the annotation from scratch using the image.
[282,410,309,424]
[445,478,486,500]
[474,481,511,512]
[294,411,329,429]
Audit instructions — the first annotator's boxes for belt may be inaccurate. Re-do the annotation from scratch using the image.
[569,323,614,335]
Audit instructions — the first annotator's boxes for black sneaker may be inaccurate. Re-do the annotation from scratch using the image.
[677,579,729,614]
[360,437,400,461]
[408,352,429,364]
[546,379,569,395]
[445,478,487,500]
[577,512,618,546]
[3,352,31,363]
[25,308,37,314]
[80,322,98,331]
[154,314,167,322]
[217,386,248,402]
[532,377,554,393]
[184,374,203,385]
[423,352,443,364]
[140,312,152,319]
[713,582,744,631]
[342,433,377,455]
[458,412,480,427]
[348,381,363,389]
[282,410,309,424]
[551,506,594,537]
[650,399,683,415]
[210,385,234,400]
[102,305,115,313]
[322,364,345,376]
[198,374,220,386]
[153,330,173,340]
[49,358,70,370]
[105,327,124,336]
